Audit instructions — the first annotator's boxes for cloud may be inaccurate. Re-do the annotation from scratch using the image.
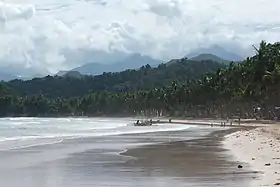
[0,0,280,76]
[146,0,182,18]
[0,2,35,22]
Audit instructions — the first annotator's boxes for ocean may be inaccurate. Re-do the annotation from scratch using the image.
[0,117,255,187]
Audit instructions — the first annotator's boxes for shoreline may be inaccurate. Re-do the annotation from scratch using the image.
[223,124,280,187]
[120,128,257,186]
[152,119,261,128]
[0,115,276,130]
[0,117,265,187]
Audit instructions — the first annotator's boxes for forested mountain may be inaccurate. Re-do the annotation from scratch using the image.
[63,71,83,78]
[58,53,162,76]
[190,54,230,64]
[1,41,279,119]
[4,59,224,98]
[187,45,244,61]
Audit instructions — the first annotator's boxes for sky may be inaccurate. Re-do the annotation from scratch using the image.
[1,0,280,76]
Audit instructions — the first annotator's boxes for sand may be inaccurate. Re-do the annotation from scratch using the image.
[0,117,264,187]
[0,125,255,187]
[224,124,280,187]
[122,129,256,187]
[153,118,272,128]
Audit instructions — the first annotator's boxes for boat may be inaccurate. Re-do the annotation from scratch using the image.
[133,119,152,126]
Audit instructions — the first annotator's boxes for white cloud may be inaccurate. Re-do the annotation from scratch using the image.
[0,2,35,22]
[0,0,280,76]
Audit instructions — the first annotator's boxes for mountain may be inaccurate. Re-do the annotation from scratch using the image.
[71,63,109,75]
[56,71,69,77]
[187,45,244,62]
[0,72,17,81]
[190,54,229,64]
[59,53,162,76]
[63,71,83,78]
[61,48,129,66]
[165,57,188,66]
[6,58,225,98]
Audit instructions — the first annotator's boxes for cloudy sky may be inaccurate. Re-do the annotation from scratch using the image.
[1,0,280,76]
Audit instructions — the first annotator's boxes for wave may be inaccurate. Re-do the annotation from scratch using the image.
[0,138,64,151]
[0,118,197,150]
[0,135,39,142]
[2,117,38,121]
[4,124,194,140]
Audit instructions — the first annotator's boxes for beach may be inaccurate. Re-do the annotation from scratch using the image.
[121,128,256,186]
[224,123,280,187]
[0,117,260,187]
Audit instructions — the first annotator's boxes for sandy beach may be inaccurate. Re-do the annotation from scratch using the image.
[120,128,258,186]
[0,117,260,187]
[224,123,280,187]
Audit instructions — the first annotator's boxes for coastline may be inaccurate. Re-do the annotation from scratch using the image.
[2,116,279,186]
[0,117,266,187]
[120,128,257,186]
[223,124,280,186]
[0,119,255,187]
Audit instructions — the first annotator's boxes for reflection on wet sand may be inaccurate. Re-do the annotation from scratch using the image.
[0,128,257,187]
[119,129,257,186]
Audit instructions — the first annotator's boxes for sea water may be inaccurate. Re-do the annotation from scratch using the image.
[0,117,194,150]
[0,117,252,187]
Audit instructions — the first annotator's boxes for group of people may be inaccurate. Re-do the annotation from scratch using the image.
[210,120,233,127]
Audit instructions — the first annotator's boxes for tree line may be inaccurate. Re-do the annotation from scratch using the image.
[4,60,224,98]
[0,41,280,119]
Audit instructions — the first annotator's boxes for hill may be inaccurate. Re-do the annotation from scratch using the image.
[190,54,230,64]
[4,58,225,98]
[63,71,83,78]
[59,53,162,76]
[187,45,244,62]
[0,41,280,119]
[56,71,69,77]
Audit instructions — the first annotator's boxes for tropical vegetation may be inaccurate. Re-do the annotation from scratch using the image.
[0,41,280,119]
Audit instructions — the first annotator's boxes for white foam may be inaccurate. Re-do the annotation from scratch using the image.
[0,138,64,151]
[2,117,37,121]
[0,118,196,150]
[0,136,39,142]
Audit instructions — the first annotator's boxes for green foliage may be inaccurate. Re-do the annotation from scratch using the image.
[1,41,280,119]
[4,59,224,97]
[190,53,231,64]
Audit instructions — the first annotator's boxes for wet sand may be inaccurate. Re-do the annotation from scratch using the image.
[120,128,257,186]
[0,127,257,187]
